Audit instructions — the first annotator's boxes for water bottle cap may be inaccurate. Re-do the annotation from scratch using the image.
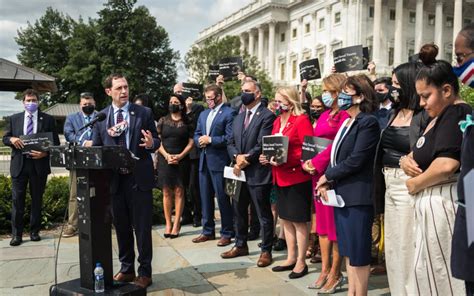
[96,263,101,267]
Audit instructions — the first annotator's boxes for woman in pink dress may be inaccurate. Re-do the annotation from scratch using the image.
[303,74,349,293]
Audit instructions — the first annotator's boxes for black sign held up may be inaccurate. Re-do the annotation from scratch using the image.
[333,45,365,72]
[219,57,243,79]
[182,83,203,101]
[299,58,321,81]
[208,65,220,82]
[362,47,369,69]
[301,136,333,161]
[262,135,289,165]
[20,132,54,154]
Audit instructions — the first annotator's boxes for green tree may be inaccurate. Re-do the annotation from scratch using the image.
[15,7,76,106]
[185,36,275,99]
[460,84,474,107]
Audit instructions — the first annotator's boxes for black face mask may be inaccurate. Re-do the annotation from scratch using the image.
[376,92,388,103]
[310,109,324,120]
[241,92,256,106]
[82,105,95,115]
[388,85,403,104]
[169,104,182,114]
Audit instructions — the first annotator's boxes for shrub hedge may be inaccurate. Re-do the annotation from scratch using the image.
[0,175,164,234]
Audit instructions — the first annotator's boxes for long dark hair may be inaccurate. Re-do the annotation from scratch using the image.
[169,93,189,124]
[343,75,378,113]
[392,62,422,112]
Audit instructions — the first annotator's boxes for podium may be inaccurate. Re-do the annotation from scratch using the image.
[49,145,145,295]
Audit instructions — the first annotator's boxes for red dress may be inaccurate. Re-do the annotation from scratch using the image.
[310,109,349,241]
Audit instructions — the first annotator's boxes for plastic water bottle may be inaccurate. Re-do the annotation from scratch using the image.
[94,263,105,293]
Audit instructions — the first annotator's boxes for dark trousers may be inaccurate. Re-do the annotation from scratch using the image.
[249,199,260,235]
[113,174,153,277]
[11,158,47,237]
[234,183,274,252]
[199,162,234,238]
[188,158,201,221]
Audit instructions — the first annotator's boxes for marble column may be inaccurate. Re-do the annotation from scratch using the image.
[372,0,382,65]
[394,0,404,66]
[435,0,444,58]
[268,21,276,79]
[248,30,255,57]
[324,5,332,74]
[258,25,265,67]
[240,33,246,55]
[312,11,318,58]
[453,0,463,62]
[415,0,424,51]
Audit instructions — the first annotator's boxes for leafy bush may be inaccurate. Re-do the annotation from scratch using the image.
[152,188,165,225]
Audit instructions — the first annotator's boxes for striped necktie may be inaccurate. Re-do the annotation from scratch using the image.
[26,115,34,135]
[116,109,126,148]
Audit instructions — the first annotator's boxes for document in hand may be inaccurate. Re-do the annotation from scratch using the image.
[321,190,345,207]
[262,135,289,164]
[20,132,53,154]
[301,136,333,161]
[463,169,474,247]
[223,166,246,182]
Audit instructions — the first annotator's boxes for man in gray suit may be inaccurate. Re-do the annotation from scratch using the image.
[62,92,96,237]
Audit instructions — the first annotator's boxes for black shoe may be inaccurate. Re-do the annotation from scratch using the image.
[10,236,22,246]
[30,233,41,241]
[164,233,171,238]
[193,218,202,228]
[271,263,296,272]
[289,265,308,279]
[273,238,287,251]
[248,231,260,241]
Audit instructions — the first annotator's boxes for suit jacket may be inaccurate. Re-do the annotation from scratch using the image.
[271,114,313,187]
[194,104,236,172]
[227,103,275,186]
[64,111,97,144]
[188,103,205,160]
[325,112,380,207]
[2,111,60,178]
[92,103,160,191]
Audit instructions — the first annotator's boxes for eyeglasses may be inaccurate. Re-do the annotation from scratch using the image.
[455,51,473,65]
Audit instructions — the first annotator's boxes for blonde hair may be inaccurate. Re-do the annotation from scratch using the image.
[275,86,304,116]
[322,73,346,93]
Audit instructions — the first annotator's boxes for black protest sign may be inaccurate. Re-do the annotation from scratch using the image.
[208,65,220,82]
[182,83,203,101]
[363,47,369,69]
[333,45,364,72]
[299,58,321,81]
[219,57,243,79]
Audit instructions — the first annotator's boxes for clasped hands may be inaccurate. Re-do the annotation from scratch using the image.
[233,154,250,176]
[258,154,280,167]
[165,153,182,165]
[399,154,423,195]
[10,137,47,159]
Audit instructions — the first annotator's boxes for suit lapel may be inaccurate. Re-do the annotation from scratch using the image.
[37,112,44,133]
[209,107,224,135]
[17,112,26,136]
[129,104,137,146]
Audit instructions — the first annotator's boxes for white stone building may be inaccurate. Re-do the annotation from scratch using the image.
[194,0,473,85]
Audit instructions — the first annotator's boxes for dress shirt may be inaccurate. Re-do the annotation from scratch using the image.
[23,110,38,135]
[244,102,261,127]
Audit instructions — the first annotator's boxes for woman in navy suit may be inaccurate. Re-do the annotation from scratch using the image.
[317,75,380,295]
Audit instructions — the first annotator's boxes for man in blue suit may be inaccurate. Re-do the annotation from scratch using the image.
[92,73,160,288]
[221,80,275,267]
[62,92,96,237]
[192,84,236,246]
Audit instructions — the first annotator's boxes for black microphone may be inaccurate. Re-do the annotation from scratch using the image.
[78,112,106,131]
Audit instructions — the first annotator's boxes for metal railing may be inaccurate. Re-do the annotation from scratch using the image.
[0,146,11,176]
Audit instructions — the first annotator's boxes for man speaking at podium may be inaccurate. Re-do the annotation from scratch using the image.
[92,73,160,288]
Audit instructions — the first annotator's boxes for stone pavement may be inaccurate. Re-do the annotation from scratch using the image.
[0,224,390,295]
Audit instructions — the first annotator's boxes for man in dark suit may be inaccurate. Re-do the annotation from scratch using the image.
[62,92,97,237]
[2,89,59,246]
[373,77,392,129]
[92,73,160,288]
[221,80,275,267]
[192,84,236,246]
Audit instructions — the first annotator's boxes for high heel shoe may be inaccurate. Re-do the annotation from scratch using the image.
[307,272,329,289]
[170,225,181,239]
[318,275,344,294]
[164,233,171,238]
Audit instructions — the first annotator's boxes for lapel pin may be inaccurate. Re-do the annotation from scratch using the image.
[219,110,222,114]
[39,117,43,120]
[256,112,260,116]
[131,111,135,116]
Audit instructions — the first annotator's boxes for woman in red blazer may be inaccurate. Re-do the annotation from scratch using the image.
[260,86,313,279]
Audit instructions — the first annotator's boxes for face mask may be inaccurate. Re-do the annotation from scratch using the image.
[337,92,353,111]
[375,92,387,103]
[388,85,402,103]
[241,92,256,106]
[169,104,182,113]
[453,58,474,88]
[321,92,334,108]
[82,105,95,115]
[206,98,216,109]
[275,103,289,115]
[310,109,324,120]
[24,102,38,113]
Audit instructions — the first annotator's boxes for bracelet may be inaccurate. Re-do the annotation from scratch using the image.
[399,155,407,167]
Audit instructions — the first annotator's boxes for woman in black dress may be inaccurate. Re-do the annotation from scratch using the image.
[157,94,194,238]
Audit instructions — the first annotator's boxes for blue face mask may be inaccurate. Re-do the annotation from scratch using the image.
[321,92,334,108]
[337,92,353,110]
[453,58,474,88]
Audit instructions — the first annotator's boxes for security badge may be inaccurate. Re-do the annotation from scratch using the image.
[416,136,425,149]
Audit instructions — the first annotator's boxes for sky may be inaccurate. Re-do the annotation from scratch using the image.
[0,0,253,117]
